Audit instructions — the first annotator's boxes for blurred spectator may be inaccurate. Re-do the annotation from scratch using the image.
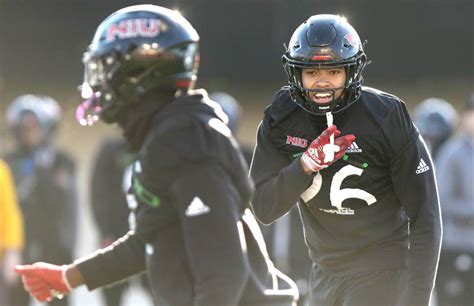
[209,91,253,164]
[4,94,77,306]
[435,94,474,306]
[0,158,24,306]
[210,92,311,305]
[413,97,458,159]
[90,138,153,305]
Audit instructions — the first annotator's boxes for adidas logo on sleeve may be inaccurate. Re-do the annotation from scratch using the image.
[346,142,362,153]
[185,196,210,217]
[416,158,430,174]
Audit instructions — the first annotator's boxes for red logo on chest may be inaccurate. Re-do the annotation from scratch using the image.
[286,135,308,148]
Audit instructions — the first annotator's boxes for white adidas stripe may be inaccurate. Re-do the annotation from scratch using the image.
[417,159,427,169]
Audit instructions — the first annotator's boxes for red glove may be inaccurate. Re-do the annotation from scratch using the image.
[14,263,72,302]
[301,125,355,173]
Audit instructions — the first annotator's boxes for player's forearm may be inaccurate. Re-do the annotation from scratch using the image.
[64,264,84,288]
[252,158,312,224]
[74,232,146,290]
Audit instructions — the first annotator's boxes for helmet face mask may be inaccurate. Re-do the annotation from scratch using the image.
[77,5,200,126]
[282,14,367,116]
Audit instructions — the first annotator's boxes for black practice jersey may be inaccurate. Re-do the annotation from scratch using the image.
[250,87,442,306]
[76,90,297,306]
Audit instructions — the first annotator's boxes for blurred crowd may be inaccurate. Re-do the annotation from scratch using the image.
[1,92,473,306]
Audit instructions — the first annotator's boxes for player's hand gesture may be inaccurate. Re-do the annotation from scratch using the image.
[14,262,72,302]
[300,125,355,174]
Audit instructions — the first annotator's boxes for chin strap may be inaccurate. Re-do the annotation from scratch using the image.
[324,112,336,162]
[326,112,334,141]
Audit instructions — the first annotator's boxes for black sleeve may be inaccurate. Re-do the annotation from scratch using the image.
[387,102,442,306]
[250,120,313,225]
[170,162,248,306]
[74,231,146,290]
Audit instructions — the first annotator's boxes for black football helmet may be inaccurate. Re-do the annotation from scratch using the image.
[282,14,367,116]
[77,5,200,126]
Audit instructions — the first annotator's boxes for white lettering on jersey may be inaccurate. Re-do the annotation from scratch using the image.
[301,165,377,215]
[301,173,323,203]
[330,165,377,209]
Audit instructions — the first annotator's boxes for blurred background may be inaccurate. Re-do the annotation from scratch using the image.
[0,0,472,305]
[0,0,472,147]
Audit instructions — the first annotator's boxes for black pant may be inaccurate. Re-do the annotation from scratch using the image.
[436,249,474,306]
[309,264,408,306]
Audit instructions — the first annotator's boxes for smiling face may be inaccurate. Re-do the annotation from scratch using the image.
[301,67,347,104]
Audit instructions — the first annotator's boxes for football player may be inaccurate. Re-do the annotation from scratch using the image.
[15,5,298,306]
[209,91,254,164]
[250,14,441,306]
[5,94,77,306]
[435,95,474,306]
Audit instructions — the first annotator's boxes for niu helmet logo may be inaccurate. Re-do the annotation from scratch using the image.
[343,33,358,48]
[106,19,162,43]
[286,135,308,148]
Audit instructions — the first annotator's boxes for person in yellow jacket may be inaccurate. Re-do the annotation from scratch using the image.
[0,158,24,305]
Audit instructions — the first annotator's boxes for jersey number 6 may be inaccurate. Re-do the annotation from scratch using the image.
[300,165,377,212]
